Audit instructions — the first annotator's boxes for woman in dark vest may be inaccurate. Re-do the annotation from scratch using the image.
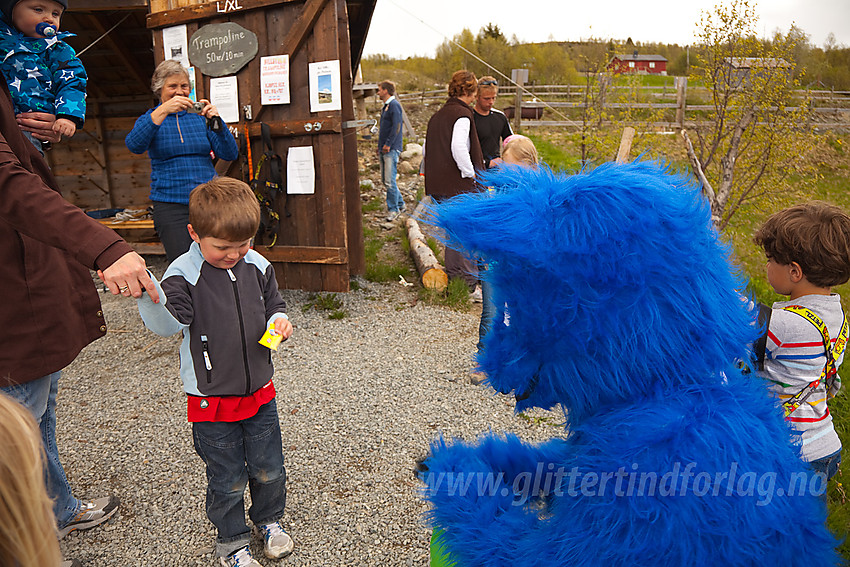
[424,70,485,290]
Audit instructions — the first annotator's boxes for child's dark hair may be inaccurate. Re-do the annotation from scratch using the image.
[189,177,261,241]
[753,201,850,287]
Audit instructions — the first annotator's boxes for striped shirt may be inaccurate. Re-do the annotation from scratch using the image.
[758,294,844,462]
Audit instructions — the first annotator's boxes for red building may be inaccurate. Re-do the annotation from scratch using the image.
[608,52,668,75]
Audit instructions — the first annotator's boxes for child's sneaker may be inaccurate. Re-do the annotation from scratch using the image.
[219,546,261,567]
[58,495,119,538]
[258,521,294,559]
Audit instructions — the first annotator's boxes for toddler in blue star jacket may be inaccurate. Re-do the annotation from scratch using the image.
[0,0,87,152]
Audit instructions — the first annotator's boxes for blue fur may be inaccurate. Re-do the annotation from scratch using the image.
[420,161,840,566]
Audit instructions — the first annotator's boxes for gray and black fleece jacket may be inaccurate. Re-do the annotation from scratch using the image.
[137,242,288,397]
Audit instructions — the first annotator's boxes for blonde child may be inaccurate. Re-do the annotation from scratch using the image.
[472,134,539,384]
[501,134,539,166]
[0,392,64,567]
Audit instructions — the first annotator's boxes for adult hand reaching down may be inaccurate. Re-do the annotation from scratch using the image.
[97,252,160,302]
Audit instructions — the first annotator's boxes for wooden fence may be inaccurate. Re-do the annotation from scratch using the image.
[392,81,850,131]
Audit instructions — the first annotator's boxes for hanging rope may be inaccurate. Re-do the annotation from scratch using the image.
[384,0,580,127]
[76,12,132,57]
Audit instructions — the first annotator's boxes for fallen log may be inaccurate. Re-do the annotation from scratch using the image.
[405,214,448,292]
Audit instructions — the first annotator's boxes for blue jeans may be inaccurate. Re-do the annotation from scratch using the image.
[477,269,496,354]
[809,449,841,505]
[810,449,841,481]
[380,149,404,213]
[1,372,80,527]
[192,397,287,557]
[23,130,45,156]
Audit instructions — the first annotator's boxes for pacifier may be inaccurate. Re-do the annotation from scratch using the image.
[36,22,57,37]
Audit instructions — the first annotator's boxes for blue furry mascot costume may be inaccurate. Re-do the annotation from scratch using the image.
[419,161,840,566]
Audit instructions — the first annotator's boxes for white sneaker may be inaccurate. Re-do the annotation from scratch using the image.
[470,285,483,303]
[386,210,400,222]
[259,521,294,559]
[219,546,261,567]
[58,495,120,538]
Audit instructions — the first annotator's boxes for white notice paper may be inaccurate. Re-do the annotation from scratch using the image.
[187,66,197,101]
[209,76,239,123]
[308,60,341,113]
[287,147,315,195]
[162,25,189,68]
[260,55,290,105]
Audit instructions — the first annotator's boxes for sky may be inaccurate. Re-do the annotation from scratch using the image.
[361,0,850,59]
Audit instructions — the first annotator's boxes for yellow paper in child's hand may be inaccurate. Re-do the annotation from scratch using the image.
[259,323,283,350]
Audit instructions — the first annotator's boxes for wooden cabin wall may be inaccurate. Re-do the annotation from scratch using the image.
[49,114,153,211]
[46,7,158,235]
[147,0,363,292]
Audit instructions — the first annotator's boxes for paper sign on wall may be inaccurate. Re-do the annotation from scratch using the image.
[209,76,239,123]
[308,60,341,113]
[162,25,189,68]
[187,67,197,101]
[287,147,315,195]
[260,55,290,105]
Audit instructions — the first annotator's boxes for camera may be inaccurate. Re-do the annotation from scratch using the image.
[187,101,205,114]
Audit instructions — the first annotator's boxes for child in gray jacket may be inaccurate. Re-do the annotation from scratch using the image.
[137,177,294,567]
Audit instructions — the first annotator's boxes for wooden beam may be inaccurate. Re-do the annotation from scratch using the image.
[217,117,342,178]
[128,242,166,255]
[281,0,330,56]
[147,0,301,29]
[256,246,348,264]
[70,0,147,11]
[246,117,342,137]
[251,0,331,123]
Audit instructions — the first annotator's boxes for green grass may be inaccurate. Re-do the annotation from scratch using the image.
[362,196,383,213]
[723,159,850,558]
[418,276,472,310]
[301,292,347,320]
[363,224,413,283]
[529,134,582,172]
[426,236,442,263]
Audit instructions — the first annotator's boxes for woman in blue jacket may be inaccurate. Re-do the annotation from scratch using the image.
[126,59,239,261]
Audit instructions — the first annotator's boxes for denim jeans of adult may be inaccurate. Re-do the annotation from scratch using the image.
[1,372,80,526]
[430,195,478,289]
[477,268,496,354]
[193,397,287,558]
[22,130,45,156]
[152,201,193,262]
[380,149,404,213]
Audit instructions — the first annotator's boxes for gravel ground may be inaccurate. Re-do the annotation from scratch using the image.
[58,258,561,566]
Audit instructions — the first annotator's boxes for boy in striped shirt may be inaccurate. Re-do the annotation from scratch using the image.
[754,202,850,483]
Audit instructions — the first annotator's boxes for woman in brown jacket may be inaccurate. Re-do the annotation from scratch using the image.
[0,76,157,564]
[424,70,485,290]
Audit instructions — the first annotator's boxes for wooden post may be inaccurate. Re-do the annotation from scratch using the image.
[615,127,635,164]
[675,76,687,129]
[513,72,524,133]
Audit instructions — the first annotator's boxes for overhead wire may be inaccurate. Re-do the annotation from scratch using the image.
[384,0,581,127]
[76,12,132,57]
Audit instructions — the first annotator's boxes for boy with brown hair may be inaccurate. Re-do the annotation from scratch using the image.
[137,177,294,567]
[754,201,850,483]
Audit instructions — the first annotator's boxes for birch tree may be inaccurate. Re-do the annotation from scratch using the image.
[684,0,815,230]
